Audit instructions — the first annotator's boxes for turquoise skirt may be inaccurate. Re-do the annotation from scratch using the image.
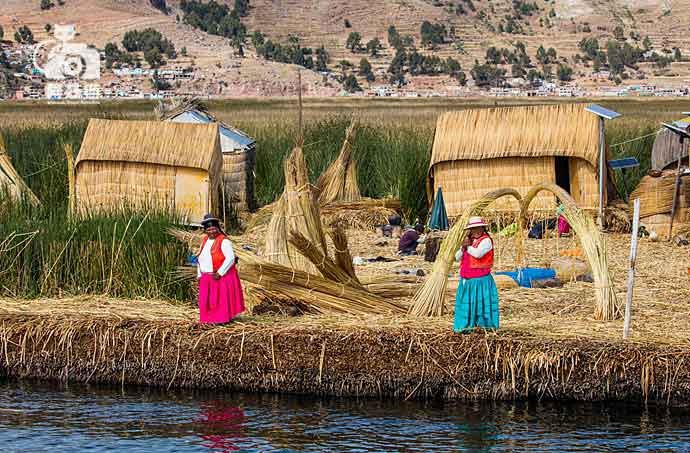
[453,274,500,333]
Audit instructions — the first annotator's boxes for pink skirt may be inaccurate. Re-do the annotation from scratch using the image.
[198,267,246,324]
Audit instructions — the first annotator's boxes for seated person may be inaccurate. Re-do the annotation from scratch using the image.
[397,224,425,255]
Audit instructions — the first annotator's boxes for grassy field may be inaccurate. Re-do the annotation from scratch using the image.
[0,97,687,300]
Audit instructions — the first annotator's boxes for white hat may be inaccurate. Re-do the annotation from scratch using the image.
[465,216,488,229]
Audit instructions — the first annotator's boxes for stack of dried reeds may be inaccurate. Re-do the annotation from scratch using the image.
[0,134,41,206]
[409,188,524,317]
[316,119,361,204]
[604,200,632,233]
[265,146,327,273]
[630,172,677,218]
[169,228,405,315]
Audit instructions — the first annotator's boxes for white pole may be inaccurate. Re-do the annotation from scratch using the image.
[598,116,606,227]
[623,198,641,340]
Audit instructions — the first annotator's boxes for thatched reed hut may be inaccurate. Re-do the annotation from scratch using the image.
[164,106,256,211]
[75,119,223,224]
[428,104,604,217]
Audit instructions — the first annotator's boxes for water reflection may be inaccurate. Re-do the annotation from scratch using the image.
[194,402,246,452]
[2,379,690,452]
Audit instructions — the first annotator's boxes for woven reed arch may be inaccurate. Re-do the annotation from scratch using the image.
[409,188,524,317]
[519,183,619,321]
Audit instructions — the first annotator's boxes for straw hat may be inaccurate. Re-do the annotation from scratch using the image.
[465,216,488,229]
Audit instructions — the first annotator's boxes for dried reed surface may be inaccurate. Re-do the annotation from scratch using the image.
[315,119,361,204]
[1,295,690,403]
[521,183,619,321]
[409,188,525,317]
[430,104,600,169]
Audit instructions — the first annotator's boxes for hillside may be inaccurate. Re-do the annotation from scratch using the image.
[3,0,690,93]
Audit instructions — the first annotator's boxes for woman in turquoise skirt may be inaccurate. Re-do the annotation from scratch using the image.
[453,216,499,333]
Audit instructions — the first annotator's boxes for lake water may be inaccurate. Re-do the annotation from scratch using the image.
[2,379,690,452]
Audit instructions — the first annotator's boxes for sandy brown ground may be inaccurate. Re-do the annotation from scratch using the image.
[2,231,688,346]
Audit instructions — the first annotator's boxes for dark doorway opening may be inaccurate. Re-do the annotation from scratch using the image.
[555,156,571,194]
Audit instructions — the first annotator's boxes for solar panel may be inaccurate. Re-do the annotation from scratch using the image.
[662,122,690,138]
[608,157,640,169]
[585,104,622,120]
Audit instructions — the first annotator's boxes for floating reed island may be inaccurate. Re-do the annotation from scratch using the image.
[1,231,689,404]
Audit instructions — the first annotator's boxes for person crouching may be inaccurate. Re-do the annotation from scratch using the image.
[453,216,499,333]
[197,214,245,324]
[397,223,425,256]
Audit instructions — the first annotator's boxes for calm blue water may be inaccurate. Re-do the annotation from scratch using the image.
[2,379,690,452]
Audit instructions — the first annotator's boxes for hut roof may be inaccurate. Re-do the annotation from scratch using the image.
[76,119,221,171]
[429,104,600,169]
[166,109,255,151]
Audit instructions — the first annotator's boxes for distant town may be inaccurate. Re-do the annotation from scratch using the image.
[3,39,690,101]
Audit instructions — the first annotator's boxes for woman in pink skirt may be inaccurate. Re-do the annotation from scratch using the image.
[196,214,245,324]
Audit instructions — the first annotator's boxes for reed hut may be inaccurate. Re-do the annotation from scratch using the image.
[163,105,256,211]
[650,118,689,171]
[428,104,605,217]
[75,119,223,224]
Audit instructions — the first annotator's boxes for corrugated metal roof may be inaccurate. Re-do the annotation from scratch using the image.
[168,110,255,151]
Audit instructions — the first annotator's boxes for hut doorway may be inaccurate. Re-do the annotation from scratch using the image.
[555,156,571,194]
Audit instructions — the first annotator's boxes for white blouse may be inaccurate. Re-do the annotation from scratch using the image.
[455,237,493,262]
[197,238,236,278]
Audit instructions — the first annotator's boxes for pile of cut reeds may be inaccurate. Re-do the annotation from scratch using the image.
[316,119,361,204]
[604,200,632,233]
[630,172,677,218]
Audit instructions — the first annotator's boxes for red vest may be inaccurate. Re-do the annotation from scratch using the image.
[460,234,494,279]
[199,234,227,272]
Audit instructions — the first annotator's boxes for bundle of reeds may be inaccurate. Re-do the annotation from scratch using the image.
[172,248,406,315]
[288,231,363,288]
[0,134,41,206]
[321,199,400,229]
[521,183,619,321]
[409,188,524,317]
[630,172,677,218]
[604,200,632,233]
[265,147,327,273]
[316,119,361,204]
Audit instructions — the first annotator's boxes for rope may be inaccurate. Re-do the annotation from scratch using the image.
[610,129,660,148]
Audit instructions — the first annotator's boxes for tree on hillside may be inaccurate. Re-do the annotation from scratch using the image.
[150,0,168,13]
[486,47,501,64]
[675,47,682,62]
[420,21,446,46]
[315,46,329,71]
[366,38,381,57]
[643,36,652,51]
[144,47,163,68]
[14,26,34,44]
[343,74,361,92]
[346,32,362,52]
[387,25,401,50]
[40,0,54,10]
[234,0,250,17]
[471,61,506,87]
[359,57,375,82]
[45,24,52,33]
[0,25,4,41]
[613,26,624,41]
[557,64,573,81]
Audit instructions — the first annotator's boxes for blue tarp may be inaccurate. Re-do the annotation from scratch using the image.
[496,267,556,288]
[428,187,449,231]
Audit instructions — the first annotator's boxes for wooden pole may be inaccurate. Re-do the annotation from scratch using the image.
[668,155,683,241]
[598,116,606,228]
[63,143,76,217]
[623,198,641,340]
[297,69,303,143]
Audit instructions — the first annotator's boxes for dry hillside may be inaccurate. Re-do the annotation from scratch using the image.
[3,0,690,90]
